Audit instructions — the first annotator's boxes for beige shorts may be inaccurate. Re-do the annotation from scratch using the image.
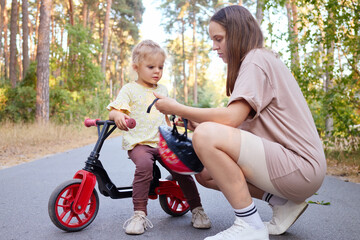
[238,130,325,202]
[238,130,286,198]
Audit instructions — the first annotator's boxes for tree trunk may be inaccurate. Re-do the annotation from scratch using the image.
[33,0,40,61]
[192,12,198,105]
[101,0,112,77]
[82,0,88,28]
[0,0,5,59]
[255,0,264,25]
[181,19,187,104]
[68,0,74,26]
[290,0,299,66]
[324,10,335,137]
[120,52,124,88]
[3,6,8,79]
[9,0,18,88]
[22,0,29,78]
[36,0,51,124]
[285,0,300,72]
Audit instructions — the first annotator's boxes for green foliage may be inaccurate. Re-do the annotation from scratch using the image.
[0,84,36,122]
[197,79,228,108]
[50,87,109,124]
[22,61,37,87]
[0,83,110,124]
[0,23,109,124]
[66,23,103,91]
[1,0,359,143]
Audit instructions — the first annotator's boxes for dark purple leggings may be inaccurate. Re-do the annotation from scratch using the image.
[128,144,202,215]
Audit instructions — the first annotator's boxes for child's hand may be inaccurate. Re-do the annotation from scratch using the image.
[109,110,131,131]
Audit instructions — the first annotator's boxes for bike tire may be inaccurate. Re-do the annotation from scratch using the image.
[159,194,190,217]
[48,179,99,232]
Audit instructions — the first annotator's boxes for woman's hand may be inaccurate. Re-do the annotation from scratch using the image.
[109,109,131,131]
[153,92,181,115]
[175,117,199,131]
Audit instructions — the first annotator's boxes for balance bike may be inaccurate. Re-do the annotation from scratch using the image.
[48,118,190,232]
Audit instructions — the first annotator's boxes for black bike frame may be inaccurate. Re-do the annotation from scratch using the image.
[82,120,160,199]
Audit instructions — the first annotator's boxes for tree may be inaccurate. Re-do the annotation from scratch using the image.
[100,0,112,75]
[111,0,144,90]
[160,0,213,104]
[22,0,30,78]
[255,0,264,24]
[3,1,8,79]
[36,0,51,123]
[0,0,5,65]
[285,0,300,73]
[68,0,74,26]
[9,0,18,87]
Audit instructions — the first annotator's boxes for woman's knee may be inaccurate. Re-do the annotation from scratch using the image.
[195,173,207,187]
[193,122,220,149]
[195,171,219,190]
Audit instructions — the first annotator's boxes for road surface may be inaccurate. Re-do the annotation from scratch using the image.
[1,136,359,240]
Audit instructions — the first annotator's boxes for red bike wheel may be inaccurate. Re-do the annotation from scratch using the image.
[48,179,99,232]
[159,194,190,217]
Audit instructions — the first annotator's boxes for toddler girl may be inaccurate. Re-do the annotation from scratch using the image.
[107,40,211,235]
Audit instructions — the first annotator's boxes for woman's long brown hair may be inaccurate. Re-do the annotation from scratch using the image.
[211,5,264,96]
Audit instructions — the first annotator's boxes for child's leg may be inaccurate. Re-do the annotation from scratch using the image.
[155,147,211,229]
[155,149,201,210]
[128,145,155,215]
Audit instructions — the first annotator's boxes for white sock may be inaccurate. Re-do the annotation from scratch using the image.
[234,201,265,230]
[262,192,287,206]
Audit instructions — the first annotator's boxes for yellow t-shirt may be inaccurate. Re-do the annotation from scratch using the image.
[107,82,168,150]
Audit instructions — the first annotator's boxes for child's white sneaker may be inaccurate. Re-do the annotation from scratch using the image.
[192,206,211,229]
[123,211,153,235]
[204,218,269,240]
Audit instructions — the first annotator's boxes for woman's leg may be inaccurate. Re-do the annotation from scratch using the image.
[193,122,268,239]
[193,122,252,209]
[196,168,265,200]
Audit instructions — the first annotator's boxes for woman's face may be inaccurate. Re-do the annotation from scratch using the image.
[209,21,227,63]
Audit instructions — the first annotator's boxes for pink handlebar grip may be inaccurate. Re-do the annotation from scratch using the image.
[84,118,100,127]
[126,118,136,129]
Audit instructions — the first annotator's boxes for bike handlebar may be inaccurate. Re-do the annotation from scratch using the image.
[84,118,100,127]
[84,118,136,129]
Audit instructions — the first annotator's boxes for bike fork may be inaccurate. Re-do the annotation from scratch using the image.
[72,169,97,215]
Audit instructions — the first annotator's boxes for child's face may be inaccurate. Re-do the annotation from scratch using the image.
[134,53,165,88]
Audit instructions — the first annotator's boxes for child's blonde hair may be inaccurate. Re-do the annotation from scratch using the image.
[132,40,166,66]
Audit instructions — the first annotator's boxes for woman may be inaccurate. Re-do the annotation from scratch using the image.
[154,5,326,240]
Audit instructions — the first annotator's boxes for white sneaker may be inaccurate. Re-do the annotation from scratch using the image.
[265,200,308,235]
[123,211,153,235]
[192,206,211,229]
[204,218,269,240]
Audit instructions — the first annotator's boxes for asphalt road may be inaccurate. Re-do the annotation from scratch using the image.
[0,136,359,240]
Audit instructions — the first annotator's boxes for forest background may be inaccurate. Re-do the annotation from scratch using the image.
[0,0,359,182]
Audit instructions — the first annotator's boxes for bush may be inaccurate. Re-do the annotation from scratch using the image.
[50,87,110,124]
[0,85,36,122]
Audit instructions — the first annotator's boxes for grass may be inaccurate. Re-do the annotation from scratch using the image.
[322,136,360,183]
[0,122,359,183]
[0,121,120,169]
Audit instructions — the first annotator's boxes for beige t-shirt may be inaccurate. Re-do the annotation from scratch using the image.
[228,48,326,181]
[107,82,168,150]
